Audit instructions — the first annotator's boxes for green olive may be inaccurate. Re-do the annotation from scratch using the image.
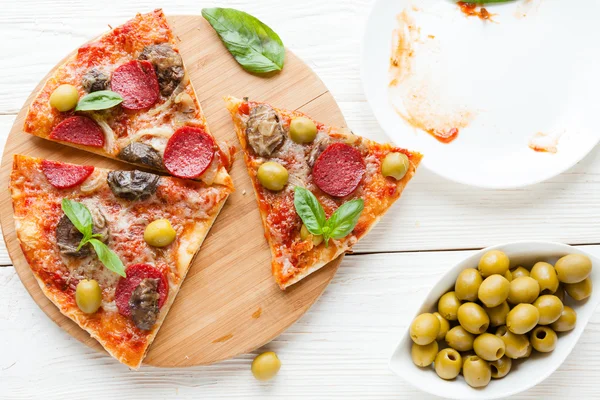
[462,355,491,388]
[300,224,323,246]
[495,325,530,359]
[75,279,102,314]
[478,250,510,278]
[530,326,557,353]
[144,218,177,247]
[490,356,512,379]
[530,262,559,294]
[484,301,510,327]
[555,284,566,303]
[445,326,475,352]
[508,276,540,304]
[289,117,317,144]
[533,295,564,325]
[504,269,513,282]
[438,291,461,321]
[478,274,510,308]
[565,277,593,301]
[411,341,438,367]
[251,351,281,381]
[551,306,577,332]
[434,348,462,380]
[433,312,450,341]
[457,302,490,335]
[257,161,288,191]
[473,333,506,361]
[506,303,539,334]
[455,268,483,302]
[510,266,530,279]
[555,254,592,284]
[410,313,440,345]
[518,342,533,359]
[49,84,79,112]
[381,152,410,180]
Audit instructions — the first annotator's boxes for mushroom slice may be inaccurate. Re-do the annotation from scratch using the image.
[246,104,285,157]
[107,170,160,201]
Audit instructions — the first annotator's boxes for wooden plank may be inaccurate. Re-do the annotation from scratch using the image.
[1,248,600,398]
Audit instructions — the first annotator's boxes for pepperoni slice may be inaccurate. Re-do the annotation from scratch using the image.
[49,116,105,147]
[41,160,94,189]
[115,264,168,318]
[163,126,216,179]
[313,143,366,197]
[111,60,160,110]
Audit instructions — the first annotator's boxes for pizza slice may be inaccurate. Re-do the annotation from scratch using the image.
[24,9,233,188]
[10,155,232,368]
[225,96,422,289]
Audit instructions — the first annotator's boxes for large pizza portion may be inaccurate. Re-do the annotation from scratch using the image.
[24,9,233,187]
[225,96,422,289]
[10,155,232,368]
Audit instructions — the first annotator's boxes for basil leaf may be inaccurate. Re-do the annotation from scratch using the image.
[326,199,364,240]
[75,90,123,111]
[202,8,285,73]
[293,187,326,235]
[61,198,93,239]
[88,239,126,277]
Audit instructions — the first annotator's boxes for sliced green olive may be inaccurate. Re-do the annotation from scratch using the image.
[257,161,288,191]
[50,84,79,112]
[289,117,317,144]
[76,279,102,314]
[251,351,281,381]
[381,152,409,180]
[144,218,177,247]
[300,224,323,246]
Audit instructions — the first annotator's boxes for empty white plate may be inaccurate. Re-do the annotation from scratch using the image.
[362,0,600,188]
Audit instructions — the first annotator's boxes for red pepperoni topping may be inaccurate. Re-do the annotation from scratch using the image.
[49,116,105,147]
[41,160,94,189]
[111,60,159,110]
[115,264,169,318]
[313,143,366,197]
[163,126,216,179]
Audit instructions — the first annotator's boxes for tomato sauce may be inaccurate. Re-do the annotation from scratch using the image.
[430,127,459,144]
[457,2,492,20]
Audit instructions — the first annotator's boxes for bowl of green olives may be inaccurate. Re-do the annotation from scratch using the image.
[390,241,599,399]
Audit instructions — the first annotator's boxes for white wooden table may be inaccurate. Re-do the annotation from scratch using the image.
[1,1,600,398]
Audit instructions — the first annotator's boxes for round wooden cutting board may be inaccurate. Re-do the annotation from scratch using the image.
[0,15,346,367]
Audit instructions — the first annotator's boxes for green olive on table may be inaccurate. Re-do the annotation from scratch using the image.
[506,303,539,334]
[433,312,450,341]
[289,117,317,144]
[530,326,557,353]
[533,295,564,325]
[495,326,530,359]
[565,277,593,301]
[478,274,510,308]
[411,341,438,367]
[300,224,323,246]
[438,291,461,321]
[462,355,491,388]
[484,301,510,327]
[457,302,490,335]
[76,279,102,314]
[257,161,288,191]
[510,266,530,279]
[144,218,177,247]
[473,333,505,361]
[555,254,592,284]
[551,306,577,332]
[49,84,79,112]
[251,351,281,381]
[455,268,483,302]
[434,348,462,380]
[508,276,540,304]
[490,356,512,379]
[445,326,475,352]
[530,262,559,294]
[478,250,510,278]
[410,313,440,345]
[381,152,409,180]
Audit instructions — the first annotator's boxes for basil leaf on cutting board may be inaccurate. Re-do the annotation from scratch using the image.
[75,90,123,111]
[202,7,285,73]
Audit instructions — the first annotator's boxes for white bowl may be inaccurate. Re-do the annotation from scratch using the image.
[389,241,600,399]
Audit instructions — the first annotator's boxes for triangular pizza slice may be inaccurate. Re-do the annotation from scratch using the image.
[225,96,422,289]
[24,9,233,188]
[10,155,232,368]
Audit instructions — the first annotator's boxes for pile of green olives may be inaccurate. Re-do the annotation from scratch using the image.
[409,251,593,389]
